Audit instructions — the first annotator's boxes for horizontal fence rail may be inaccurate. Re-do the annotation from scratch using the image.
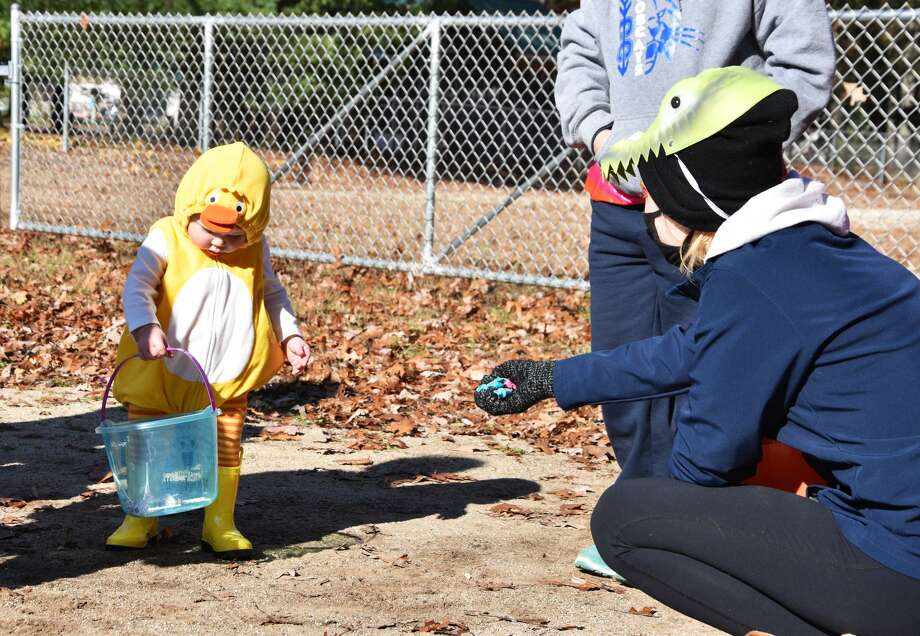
[7,4,920,288]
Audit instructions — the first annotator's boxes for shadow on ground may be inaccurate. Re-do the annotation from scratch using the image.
[0,396,538,589]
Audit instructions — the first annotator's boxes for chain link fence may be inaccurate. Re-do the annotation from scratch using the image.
[6,4,920,288]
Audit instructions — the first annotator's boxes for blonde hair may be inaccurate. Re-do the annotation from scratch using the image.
[679,231,715,275]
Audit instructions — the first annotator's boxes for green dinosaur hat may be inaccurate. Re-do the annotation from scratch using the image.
[601,66,798,231]
[600,66,787,181]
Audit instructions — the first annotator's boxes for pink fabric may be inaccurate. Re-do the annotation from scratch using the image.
[584,162,645,206]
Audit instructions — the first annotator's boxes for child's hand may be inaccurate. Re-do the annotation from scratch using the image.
[284,336,311,374]
[132,323,170,360]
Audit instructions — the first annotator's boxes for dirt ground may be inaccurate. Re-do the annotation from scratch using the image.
[4,128,917,636]
[0,387,719,636]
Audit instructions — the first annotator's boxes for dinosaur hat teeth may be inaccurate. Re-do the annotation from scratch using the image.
[599,66,786,183]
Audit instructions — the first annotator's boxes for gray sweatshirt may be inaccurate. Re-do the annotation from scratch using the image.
[555,0,836,193]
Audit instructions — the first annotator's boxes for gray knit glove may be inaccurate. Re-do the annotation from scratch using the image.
[474,360,555,416]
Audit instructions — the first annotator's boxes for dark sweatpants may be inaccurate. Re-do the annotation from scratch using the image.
[592,478,920,635]
[588,201,697,479]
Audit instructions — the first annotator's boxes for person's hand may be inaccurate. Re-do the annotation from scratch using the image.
[284,336,311,374]
[593,129,612,158]
[132,323,170,360]
[474,359,555,416]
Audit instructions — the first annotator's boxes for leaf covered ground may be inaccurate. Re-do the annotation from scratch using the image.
[0,227,610,467]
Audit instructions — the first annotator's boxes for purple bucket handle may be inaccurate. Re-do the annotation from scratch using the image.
[100,347,216,422]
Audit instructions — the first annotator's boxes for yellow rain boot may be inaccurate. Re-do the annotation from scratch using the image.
[201,464,252,557]
[106,515,159,550]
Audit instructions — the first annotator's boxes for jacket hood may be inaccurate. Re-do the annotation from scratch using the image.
[706,174,850,262]
[174,142,271,248]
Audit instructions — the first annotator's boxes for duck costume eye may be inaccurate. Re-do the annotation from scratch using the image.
[174,142,271,248]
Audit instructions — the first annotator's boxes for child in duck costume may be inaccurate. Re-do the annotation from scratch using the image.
[107,142,311,555]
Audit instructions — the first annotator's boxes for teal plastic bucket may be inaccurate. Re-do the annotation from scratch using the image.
[96,348,218,517]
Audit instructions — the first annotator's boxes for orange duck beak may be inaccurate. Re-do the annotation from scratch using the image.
[199,205,239,234]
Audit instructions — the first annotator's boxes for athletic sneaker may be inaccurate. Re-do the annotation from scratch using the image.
[575,544,627,583]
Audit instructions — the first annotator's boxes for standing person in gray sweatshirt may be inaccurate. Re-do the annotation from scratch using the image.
[554,0,835,578]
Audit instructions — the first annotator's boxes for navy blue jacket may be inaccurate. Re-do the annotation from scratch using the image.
[554,222,920,580]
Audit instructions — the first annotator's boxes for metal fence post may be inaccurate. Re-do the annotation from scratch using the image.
[198,17,215,152]
[422,18,442,268]
[8,3,22,230]
[62,61,70,153]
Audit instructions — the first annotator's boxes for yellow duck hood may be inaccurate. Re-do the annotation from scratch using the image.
[174,142,271,248]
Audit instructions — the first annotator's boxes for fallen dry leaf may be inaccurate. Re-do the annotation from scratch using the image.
[628,606,659,618]
[381,553,411,568]
[429,472,473,482]
[346,430,388,451]
[0,498,29,509]
[335,457,374,466]
[465,611,547,626]
[558,503,587,516]
[275,569,300,579]
[264,425,301,435]
[542,577,625,594]
[414,619,468,634]
[548,488,582,500]
[488,503,534,517]
[385,419,417,436]
[581,444,609,459]
[388,472,474,487]
[259,425,302,441]
[0,228,611,467]
[472,580,515,591]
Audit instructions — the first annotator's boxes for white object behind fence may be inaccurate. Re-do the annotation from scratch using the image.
[7,4,920,287]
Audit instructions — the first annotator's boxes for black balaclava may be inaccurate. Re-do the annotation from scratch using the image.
[637,89,799,232]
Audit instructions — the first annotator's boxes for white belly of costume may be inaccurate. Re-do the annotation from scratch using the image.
[165,268,255,384]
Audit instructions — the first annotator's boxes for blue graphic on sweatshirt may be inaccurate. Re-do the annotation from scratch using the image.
[616,0,634,76]
[617,0,705,77]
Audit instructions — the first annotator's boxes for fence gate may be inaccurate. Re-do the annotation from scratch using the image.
[7,4,920,287]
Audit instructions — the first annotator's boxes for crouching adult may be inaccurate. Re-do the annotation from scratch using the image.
[474,67,920,635]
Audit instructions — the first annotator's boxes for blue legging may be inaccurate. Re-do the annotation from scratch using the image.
[588,201,697,479]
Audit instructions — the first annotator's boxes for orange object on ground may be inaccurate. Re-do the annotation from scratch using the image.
[744,439,826,497]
